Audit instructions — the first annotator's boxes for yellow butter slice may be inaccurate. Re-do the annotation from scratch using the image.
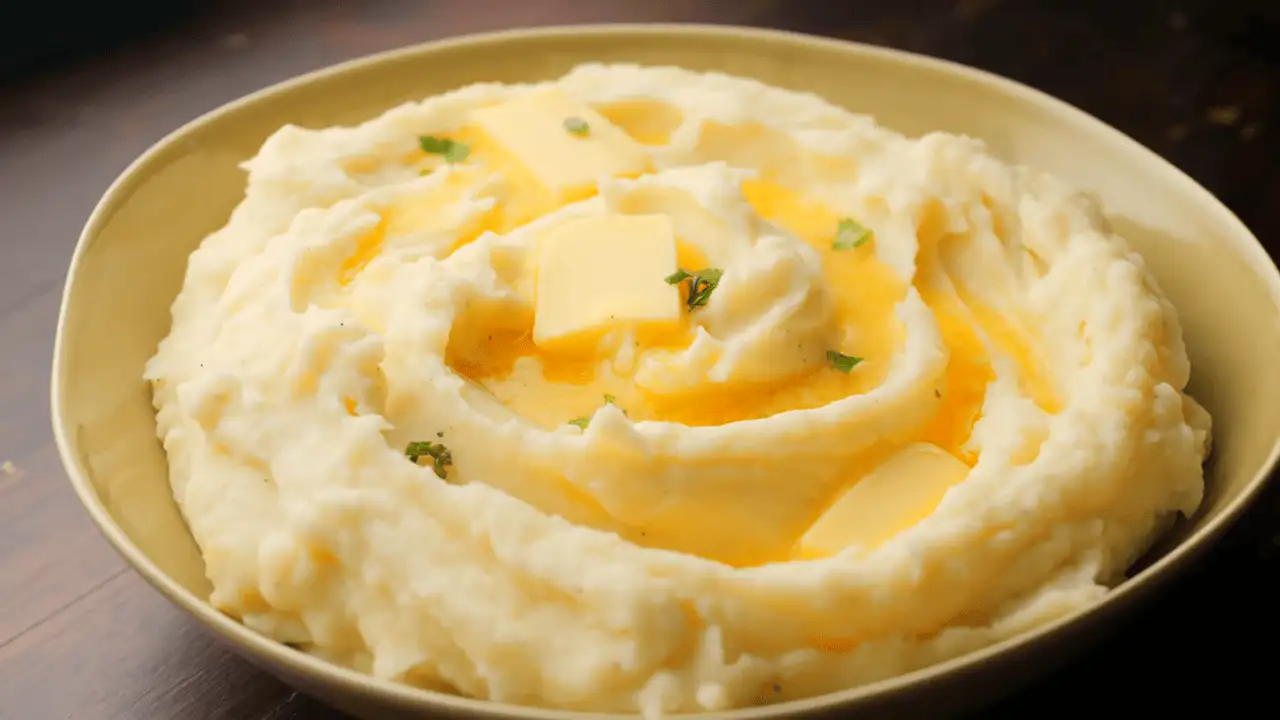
[533,214,681,350]
[797,442,970,557]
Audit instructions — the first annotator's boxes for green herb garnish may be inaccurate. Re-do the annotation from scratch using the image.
[570,394,625,429]
[405,440,453,478]
[827,350,864,373]
[665,267,724,311]
[685,268,723,309]
[604,393,629,416]
[833,217,871,250]
[418,135,470,163]
[563,116,590,137]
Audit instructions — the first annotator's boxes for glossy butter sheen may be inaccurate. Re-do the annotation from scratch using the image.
[144,64,1212,716]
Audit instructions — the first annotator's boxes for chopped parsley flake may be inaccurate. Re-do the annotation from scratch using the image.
[418,135,470,163]
[833,217,871,250]
[570,395,625,428]
[827,350,864,373]
[405,440,453,478]
[563,116,590,137]
[665,267,724,311]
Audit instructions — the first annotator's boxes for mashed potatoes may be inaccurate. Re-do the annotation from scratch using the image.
[146,64,1211,715]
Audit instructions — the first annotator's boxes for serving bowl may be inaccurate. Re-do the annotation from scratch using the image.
[52,24,1280,719]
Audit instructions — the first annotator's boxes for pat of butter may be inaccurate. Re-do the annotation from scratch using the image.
[533,214,681,349]
[471,89,649,203]
[797,443,970,556]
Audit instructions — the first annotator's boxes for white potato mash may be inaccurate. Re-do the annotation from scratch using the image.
[146,64,1212,715]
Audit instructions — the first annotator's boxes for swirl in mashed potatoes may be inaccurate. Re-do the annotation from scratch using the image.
[146,64,1211,715]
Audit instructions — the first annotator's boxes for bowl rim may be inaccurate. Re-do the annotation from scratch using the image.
[51,22,1280,719]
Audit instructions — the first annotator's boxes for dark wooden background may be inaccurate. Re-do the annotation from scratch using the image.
[2,1,1277,718]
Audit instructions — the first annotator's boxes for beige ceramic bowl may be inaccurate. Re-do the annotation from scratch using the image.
[52,24,1280,719]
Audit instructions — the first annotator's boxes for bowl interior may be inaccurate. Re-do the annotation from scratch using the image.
[54,25,1280,716]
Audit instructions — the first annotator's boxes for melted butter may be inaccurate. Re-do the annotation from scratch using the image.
[384,165,495,248]
[337,218,387,286]
[446,307,600,385]
[450,120,651,233]
[444,304,626,429]
[478,358,616,429]
[445,126,559,234]
[675,240,708,274]
[603,439,914,568]
[593,99,684,146]
[914,206,1061,464]
[447,182,905,433]
[339,124,613,287]
[552,474,618,525]
[632,179,907,427]
[338,165,494,287]
[445,244,699,430]
[529,176,911,427]
[953,286,1062,415]
[914,232,992,465]
[434,152,1059,567]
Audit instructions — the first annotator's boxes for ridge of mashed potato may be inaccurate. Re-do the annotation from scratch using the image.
[146,64,1211,715]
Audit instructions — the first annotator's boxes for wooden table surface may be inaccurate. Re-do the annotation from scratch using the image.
[2,1,1278,718]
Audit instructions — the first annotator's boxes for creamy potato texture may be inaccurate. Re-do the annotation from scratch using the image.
[146,64,1212,715]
